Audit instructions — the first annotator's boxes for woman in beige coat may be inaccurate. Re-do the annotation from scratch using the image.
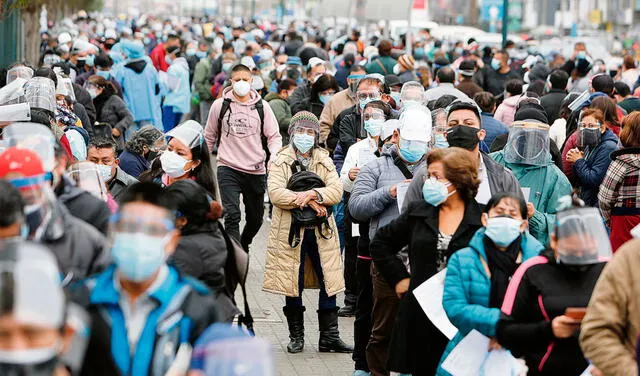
[262,111,352,355]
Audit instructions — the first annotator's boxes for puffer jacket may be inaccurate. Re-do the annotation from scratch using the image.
[572,128,619,207]
[580,238,640,376]
[494,95,520,127]
[349,145,425,239]
[262,145,345,297]
[437,229,543,375]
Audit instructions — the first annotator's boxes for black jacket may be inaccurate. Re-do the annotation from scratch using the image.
[497,250,606,376]
[294,97,324,119]
[370,199,483,374]
[288,81,312,112]
[540,89,567,124]
[477,67,522,97]
[327,105,355,151]
[338,106,364,153]
[55,175,111,236]
[73,83,96,126]
[94,85,134,151]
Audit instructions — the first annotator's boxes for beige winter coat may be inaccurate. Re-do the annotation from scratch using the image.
[580,238,640,376]
[262,145,345,297]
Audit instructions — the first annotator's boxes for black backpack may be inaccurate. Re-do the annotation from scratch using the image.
[215,98,270,163]
[286,161,333,248]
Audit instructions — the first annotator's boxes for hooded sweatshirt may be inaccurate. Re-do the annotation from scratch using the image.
[204,86,282,175]
[494,95,520,127]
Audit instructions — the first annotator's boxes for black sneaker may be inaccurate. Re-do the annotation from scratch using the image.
[337,305,356,317]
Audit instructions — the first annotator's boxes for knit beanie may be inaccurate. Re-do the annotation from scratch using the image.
[514,102,549,124]
[398,55,415,71]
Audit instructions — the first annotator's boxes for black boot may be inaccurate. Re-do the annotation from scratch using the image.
[338,304,356,317]
[317,307,354,353]
[283,306,305,353]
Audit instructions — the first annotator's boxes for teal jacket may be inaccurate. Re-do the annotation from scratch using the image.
[365,56,397,75]
[490,150,572,246]
[437,228,544,375]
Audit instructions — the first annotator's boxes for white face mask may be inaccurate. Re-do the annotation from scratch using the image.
[0,341,60,365]
[96,164,113,181]
[160,151,190,178]
[232,80,251,97]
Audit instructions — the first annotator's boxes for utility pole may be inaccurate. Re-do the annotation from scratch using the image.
[502,0,509,47]
[469,0,478,26]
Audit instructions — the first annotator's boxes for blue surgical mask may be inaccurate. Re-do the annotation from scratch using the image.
[434,134,449,149]
[422,177,455,207]
[196,51,207,59]
[96,70,111,80]
[491,58,501,71]
[484,216,523,247]
[455,47,463,55]
[165,56,173,65]
[186,48,197,57]
[222,62,233,72]
[111,232,167,282]
[364,119,384,137]
[319,94,333,105]
[577,51,587,59]
[414,47,426,58]
[399,138,427,163]
[359,97,379,111]
[85,54,95,67]
[293,133,315,153]
[390,92,401,105]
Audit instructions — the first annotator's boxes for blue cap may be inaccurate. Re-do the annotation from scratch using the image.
[287,56,302,66]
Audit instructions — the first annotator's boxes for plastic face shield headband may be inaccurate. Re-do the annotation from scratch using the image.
[109,213,175,237]
[555,207,612,265]
[503,121,551,166]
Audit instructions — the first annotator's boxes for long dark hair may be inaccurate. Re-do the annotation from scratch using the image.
[311,74,339,102]
[165,179,223,235]
[189,141,217,198]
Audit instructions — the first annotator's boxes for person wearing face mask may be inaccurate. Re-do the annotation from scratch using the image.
[370,147,483,375]
[478,50,522,97]
[87,75,133,152]
[293,74,340,118]
[431,108,450,149]
[211,52,238,99]
[0,241,89,376]
[348,106,429,376]
[473,91,509,150]
[204,64,282,250]
[87,136,138,202]
[399,80,426,110]
[263,111,353,355]
[162,47,191,132]
[565,108,618,207]
[437,193,544,375]
[497,197,609,376]
[118,125,165,179]
[404,100,522,210]
[364,40,397,76]
[393,55,419,84]
[70,182,220,375]
[265,79,297,144]
[193,48,218,122]
[319,65,364,149]
[490,111,572,246]
[287,57,327,112]
[157,120,217,196]
[0,147,109,281]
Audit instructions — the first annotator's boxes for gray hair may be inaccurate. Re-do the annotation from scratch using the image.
[125,126,164,155]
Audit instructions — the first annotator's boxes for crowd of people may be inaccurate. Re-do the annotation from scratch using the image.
[1,11,640,376]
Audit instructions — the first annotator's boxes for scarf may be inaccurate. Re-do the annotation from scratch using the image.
[484,236,521,308]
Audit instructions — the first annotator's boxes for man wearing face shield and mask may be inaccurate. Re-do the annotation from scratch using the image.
[490,106,573,246]
[0,147,109,281]
[497,196,609,376]
[319,65,364,149]
[399,81,426,110]
[0,240,89,376]
[403,100,522,209]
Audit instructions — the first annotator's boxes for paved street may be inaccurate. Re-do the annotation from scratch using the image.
[236,212,355,376]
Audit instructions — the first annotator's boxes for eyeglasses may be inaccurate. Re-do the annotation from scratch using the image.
[356,92,381,101]
[363,113,385,121]
[578,122,601,129]
[293,127,316,137]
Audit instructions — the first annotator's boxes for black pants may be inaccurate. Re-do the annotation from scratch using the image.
[353,222,372,371]
[343,193,358,307]
[217,166,266,251]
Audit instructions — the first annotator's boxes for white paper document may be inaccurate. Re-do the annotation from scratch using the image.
[396,181,411,212]
[413,269,458,340]
[521,187,531,201]
[357,148,375,167]
[580,364,596,376]
[481,349,524,376]
[441,330,489,376]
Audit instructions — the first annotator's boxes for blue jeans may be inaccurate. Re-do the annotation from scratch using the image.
[285,229,337,310]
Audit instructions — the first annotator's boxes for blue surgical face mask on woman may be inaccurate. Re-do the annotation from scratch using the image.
[364,119,384,137]
[96,70,111,80]
[319,94,333,105]
[399,138,427,163]
[293,133,315,153]
[484,215,523,247]
[434,134,449,149]
[422,177,456,206]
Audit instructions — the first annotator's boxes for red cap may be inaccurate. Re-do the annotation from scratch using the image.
[0,147,45,179]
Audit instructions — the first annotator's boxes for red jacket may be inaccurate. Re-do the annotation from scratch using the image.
[150,43,169,72]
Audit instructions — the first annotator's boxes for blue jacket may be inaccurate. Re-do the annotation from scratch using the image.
[118,149,150,179]
[481,112,509,150]
[573,129,619,207]
[163,58,191,115]
[437,228,544,375]
[115,59,164,131]
[71,265,219,376]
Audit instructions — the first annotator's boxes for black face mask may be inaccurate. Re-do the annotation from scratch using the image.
[104,42,115,50]
[146,150,159,162]
[446,125,480,150]
[580,128,601,148]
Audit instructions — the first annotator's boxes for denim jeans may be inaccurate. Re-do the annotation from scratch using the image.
[285,229,337,310]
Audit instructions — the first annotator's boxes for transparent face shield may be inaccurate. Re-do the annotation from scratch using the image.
[399,106,433,142]
[56,76,76,102]
[0,78,28,106]
[3,174,54,241]
[503,121,552,166]
[283,64,302,82]
[576,115,602,150]
[3,123,56,172]
[400,81,425,107]
[362,107,386,138]
[165,120,204,149]
[24,77,56,114]
[555,207,612,265]
[0,241,65,330]
[6,66,34,85]
[66,162,109,202]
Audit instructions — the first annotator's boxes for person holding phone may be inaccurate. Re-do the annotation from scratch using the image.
[496,195,610,375]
